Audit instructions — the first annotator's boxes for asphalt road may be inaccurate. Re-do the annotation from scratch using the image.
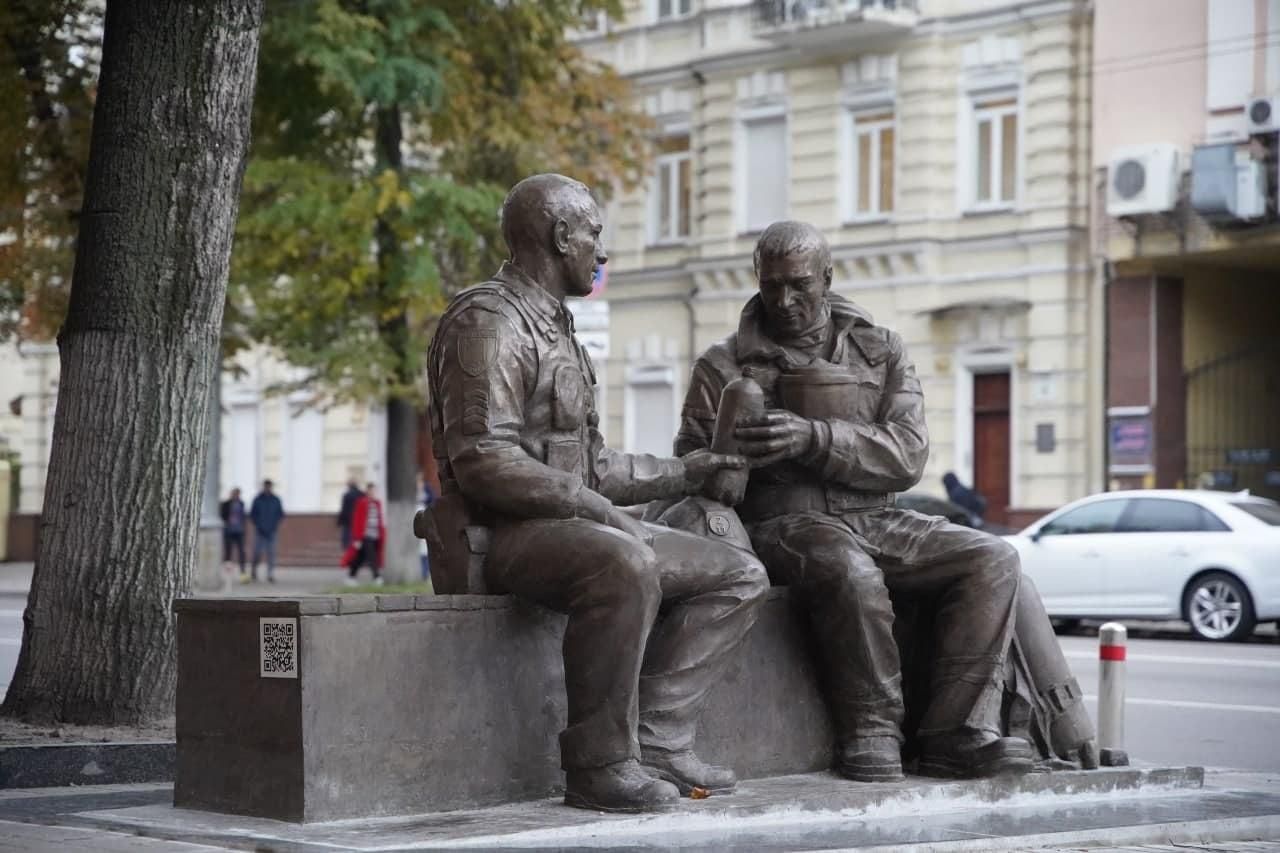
[0,576,1277,772]
[1059,632,1280,772]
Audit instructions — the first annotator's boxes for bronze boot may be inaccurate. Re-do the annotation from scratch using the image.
[835,736,905,782]
[640,748,737,795]
[918,732,1035,779]
[564,759,681,812]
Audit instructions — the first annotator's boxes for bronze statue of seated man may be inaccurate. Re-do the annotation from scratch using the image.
[674,221,1096,781]
[425,174,770,812]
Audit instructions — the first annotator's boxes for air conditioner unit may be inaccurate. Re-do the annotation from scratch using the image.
[1246,95,1279,134]
[1190,142,1267,224]
[1106,143,1181,217]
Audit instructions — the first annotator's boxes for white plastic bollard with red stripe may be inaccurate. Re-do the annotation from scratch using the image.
[1097,622,1130,766]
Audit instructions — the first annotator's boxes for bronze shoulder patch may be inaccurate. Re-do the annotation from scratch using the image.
[459,329,498,377]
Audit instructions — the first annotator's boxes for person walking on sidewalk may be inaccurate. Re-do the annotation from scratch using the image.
[219,487,248,582]
[336,478,364,551]
[249,479,285,583]
[342,482,385,586]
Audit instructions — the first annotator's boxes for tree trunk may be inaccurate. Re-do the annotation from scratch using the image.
[372,103,420,583]
[2,0,264,724]
[384,395,420,584]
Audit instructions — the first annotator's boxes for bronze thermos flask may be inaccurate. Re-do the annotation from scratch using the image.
[707,376,765,503]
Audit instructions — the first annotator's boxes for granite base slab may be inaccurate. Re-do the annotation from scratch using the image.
[71,767,1253,852]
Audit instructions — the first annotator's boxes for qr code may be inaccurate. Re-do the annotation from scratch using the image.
[259,617,298,679]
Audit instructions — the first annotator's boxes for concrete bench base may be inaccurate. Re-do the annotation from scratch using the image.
[174,589,833,822]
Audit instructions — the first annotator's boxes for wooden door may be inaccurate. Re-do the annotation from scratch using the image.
[973,371,1011,526]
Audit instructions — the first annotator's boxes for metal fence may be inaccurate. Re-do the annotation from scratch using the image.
[1184,339,1280,500]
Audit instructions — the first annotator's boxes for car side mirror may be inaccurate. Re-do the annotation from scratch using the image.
[1029,529,1045,543]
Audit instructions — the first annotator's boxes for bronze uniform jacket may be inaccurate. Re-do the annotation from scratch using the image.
[676,293,929,505]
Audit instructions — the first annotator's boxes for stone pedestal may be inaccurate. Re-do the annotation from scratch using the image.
[174,589,832,822]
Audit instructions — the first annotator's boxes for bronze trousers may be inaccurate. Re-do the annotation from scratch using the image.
[748,507,1020,745]
[486,518,768,770]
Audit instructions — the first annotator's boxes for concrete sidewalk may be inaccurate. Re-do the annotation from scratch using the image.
[0,562,348,599]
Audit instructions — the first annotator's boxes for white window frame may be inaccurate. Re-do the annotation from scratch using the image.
[961,88,1021,212]
[282,395,326,513]
[623,364,680,455]
[654,0,693,22]
[735,104,789,234]
[841,105,896,222]
[648,127,692,245]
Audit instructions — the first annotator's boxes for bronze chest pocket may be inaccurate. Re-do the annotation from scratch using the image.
[552,364,586,430]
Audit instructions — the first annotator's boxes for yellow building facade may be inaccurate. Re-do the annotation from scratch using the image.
[580,0,1097,524]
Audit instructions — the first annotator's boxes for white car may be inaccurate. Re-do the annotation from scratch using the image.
[1005,490,1280,642]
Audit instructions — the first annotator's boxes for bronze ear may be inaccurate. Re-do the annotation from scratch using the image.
[553,218,571,254]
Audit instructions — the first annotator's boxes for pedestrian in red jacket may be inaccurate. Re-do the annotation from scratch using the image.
[341,482,386,586]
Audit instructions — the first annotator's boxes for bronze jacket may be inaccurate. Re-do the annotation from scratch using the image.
[428,262,685,520]
[676,294,929,508]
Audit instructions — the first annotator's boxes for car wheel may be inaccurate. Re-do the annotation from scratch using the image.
[1051,618,1082,634]
[1184,572,1256,642]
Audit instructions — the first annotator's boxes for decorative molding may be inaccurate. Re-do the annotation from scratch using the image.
[645,86,694,120]
[840,53,897,89]
[962,34,1022,70]
[735,69,787,105]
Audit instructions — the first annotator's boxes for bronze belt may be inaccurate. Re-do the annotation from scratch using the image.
[739,483,893,522]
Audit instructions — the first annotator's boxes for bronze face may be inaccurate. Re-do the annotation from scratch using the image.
[756,252,830,339]
[561,195,607,299]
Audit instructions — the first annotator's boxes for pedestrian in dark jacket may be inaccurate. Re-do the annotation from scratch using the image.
[249,479,285,583]
[336,479,364,550]
[942,472,987,527]
[219,487,247,580]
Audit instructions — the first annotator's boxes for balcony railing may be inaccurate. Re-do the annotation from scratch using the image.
[752,0,920,45]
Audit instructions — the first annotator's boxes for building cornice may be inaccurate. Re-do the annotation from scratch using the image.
[607,224,1087,287]
[583,0,1087,87]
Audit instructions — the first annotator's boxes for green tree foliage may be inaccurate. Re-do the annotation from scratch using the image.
[233,0,649,407]
[0,0,99,340]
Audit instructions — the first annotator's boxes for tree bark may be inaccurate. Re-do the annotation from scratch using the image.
[2,0,264,724]
[373,103,420,583]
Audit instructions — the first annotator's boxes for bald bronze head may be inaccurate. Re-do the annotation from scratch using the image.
[501,173,606,301]
[753,221,833,339]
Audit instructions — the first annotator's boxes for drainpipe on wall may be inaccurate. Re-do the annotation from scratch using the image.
[683,285,700,375]
[1101,257,1114,493]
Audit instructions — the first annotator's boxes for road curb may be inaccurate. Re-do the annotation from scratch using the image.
[0,742,174,789]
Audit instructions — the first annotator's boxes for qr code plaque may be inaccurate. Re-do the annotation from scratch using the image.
[259,617,298,679]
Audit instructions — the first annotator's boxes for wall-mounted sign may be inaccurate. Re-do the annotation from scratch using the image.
[569,300,610,360]
[1226,448,1274,465]
[1035,422,1056,454]
[1109,415,1152,469]
[590,262,608,297]
[1205,470,1237,489]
